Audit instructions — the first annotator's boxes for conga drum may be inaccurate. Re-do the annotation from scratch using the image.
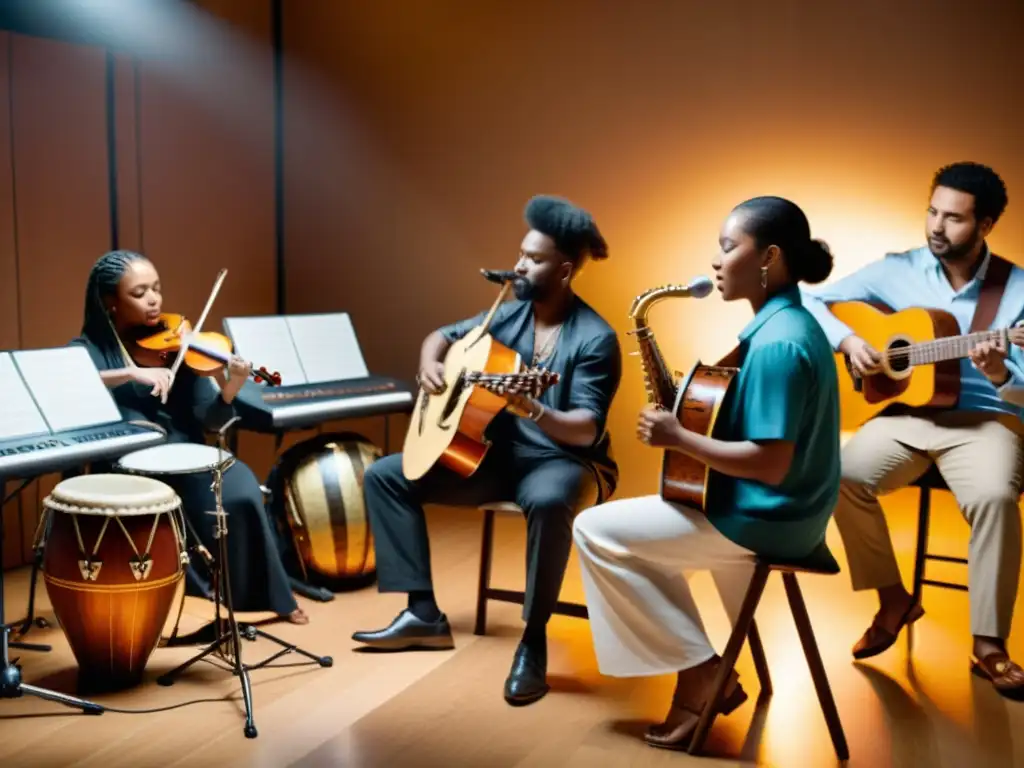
[41,473,187,692]
[267,432,380,589]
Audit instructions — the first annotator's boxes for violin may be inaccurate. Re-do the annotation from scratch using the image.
[130,313,281,386]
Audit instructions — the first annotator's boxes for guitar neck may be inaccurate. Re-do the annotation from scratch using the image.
[903,327,1009,365]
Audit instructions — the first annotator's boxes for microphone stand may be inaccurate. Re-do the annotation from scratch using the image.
[155,417,332,739]
[0,477,103,714]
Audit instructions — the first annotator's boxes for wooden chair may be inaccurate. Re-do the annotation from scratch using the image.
[687,542,850,761]
[473,501,588,635]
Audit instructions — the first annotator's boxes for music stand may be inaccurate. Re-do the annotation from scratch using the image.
[155,417,332,738]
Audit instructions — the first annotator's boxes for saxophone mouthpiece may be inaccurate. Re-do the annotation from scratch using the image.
[687,275,714,298]
[481,269,518,285]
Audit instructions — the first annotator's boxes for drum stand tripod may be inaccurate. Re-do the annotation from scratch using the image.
[0,477,103,714]
[155,420,332,738]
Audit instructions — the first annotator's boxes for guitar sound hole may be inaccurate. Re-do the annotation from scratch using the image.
[887,338,911,373]
[439,370,468,425]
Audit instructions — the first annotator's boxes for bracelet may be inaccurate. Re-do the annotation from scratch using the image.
[530,403,545,422]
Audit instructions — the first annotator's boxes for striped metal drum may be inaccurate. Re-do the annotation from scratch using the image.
[271,433,380,585]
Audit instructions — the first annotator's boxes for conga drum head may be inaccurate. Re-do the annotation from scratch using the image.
[116,443,234,476]
[268,432,380,588]
[46,473,181,515]
[41,473,187,692]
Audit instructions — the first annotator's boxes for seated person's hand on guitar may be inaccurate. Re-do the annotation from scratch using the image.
[417,361,447,394]
[969,338,1010,385]
[839,335,882,377]
[133,367,174,402]
[637,406,683,448]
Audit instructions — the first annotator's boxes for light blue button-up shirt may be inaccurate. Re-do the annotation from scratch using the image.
[799,245,1024,417]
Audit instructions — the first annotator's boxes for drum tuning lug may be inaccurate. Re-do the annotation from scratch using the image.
[78,558,103,581]
[129,555,153,581]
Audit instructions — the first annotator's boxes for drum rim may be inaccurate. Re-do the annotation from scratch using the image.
[116,442,237,476]
[43,496,182,516]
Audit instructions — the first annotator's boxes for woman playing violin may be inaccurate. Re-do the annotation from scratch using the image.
[70,250,308,625]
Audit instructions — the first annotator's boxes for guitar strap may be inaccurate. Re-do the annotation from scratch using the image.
[969,253,1013,333]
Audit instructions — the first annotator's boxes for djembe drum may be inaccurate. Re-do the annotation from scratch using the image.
[267,432,381,590]
[41,473,187,692]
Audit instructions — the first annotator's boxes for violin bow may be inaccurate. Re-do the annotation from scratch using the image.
[164,268,228,401]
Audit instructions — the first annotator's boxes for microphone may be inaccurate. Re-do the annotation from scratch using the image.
[686,275,714,298]
[481,269,518,285]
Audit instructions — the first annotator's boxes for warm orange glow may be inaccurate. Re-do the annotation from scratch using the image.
[578,153,957,500]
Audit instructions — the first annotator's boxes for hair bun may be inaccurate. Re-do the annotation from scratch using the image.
[797,238,833,284]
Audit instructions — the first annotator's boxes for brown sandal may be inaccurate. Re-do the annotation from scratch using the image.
[971,652,1024,700]
[644,671,748,750]
[852,601,924,660]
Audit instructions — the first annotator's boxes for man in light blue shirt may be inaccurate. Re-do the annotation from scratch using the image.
[801,162,1024,698]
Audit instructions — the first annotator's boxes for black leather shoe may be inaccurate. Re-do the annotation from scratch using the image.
[503,643,549,705]
[351,609,454,651]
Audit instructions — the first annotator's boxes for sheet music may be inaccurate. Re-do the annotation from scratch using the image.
[0,352,50,441]
[12,347,122,432]
[224,316,308,386]
[287,313,369,383]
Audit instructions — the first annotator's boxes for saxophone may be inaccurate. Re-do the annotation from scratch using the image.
[627,278,735,511]
[627,284,697,410]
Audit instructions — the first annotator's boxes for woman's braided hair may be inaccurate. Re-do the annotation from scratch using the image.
[81,250,147,363]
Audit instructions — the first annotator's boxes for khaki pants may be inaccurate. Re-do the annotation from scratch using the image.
[836,411,1024,638]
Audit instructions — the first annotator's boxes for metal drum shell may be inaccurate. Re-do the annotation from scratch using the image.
[270,433,381,588]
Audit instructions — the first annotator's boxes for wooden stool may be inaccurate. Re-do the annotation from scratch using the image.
[688,542,849,761]
[910,464,968,604]
[474,501,588,635]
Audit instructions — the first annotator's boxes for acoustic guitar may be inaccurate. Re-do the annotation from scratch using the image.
[659,362,739,511]
[828,300,1024,427]
[402,282,560,481]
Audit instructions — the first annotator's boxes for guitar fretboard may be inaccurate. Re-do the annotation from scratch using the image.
[899,328,1010,366]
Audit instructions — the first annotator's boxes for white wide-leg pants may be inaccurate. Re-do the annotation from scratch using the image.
[573,494,757,677]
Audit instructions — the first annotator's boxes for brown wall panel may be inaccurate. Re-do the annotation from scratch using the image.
[10,35,109,351]
[113,53,142,252]
[0,33,18,352]
[133,0,275,335]
[4,35,110,570]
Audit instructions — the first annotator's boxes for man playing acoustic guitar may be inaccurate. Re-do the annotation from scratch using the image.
[353,195,621,706]
[801,162,1024,698]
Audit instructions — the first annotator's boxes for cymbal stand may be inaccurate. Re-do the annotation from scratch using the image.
[0,476,103,714]
[155,418,332,739]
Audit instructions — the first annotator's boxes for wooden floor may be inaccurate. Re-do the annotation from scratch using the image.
[3,487,1024,767]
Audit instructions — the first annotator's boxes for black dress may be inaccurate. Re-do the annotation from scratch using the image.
[70,336,299,616]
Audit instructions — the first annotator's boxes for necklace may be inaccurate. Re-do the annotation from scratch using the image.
[532,324,563,366]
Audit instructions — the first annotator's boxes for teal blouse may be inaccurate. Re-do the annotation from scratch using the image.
[706,286,841,560]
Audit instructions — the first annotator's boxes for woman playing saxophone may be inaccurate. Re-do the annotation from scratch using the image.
[572,196,840,750]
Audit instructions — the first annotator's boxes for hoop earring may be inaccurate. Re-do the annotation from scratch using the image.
[760,266,768,289]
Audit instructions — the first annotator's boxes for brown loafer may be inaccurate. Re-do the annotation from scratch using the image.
[852,602,925,660]
[971,652,1024,700]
